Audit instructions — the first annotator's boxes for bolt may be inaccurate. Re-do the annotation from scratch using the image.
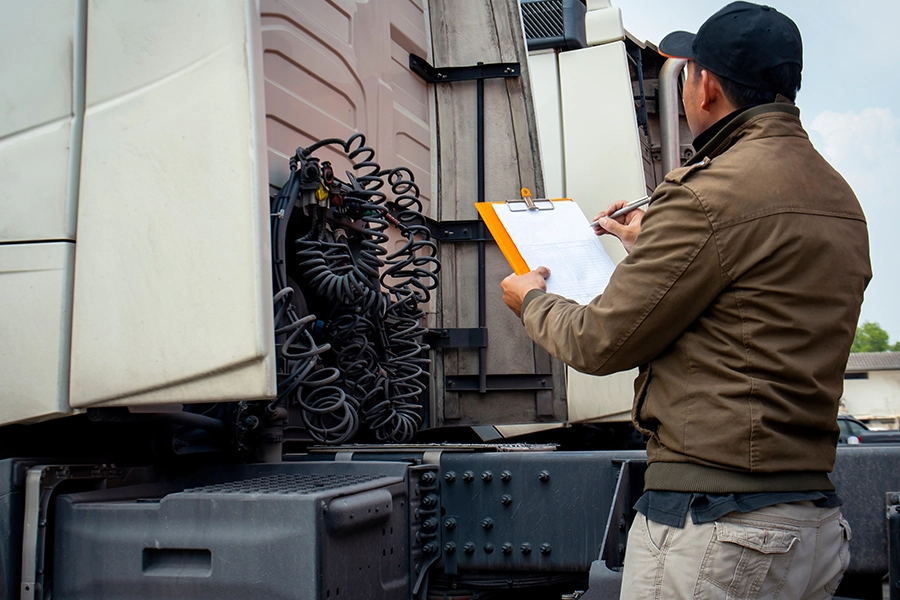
[444,518,457,530]
[422,518,438,531]
[482,471,493,482]
[501,494,513,507]
[520,543,532,555]
[484,543,495,554]
[540,543,552,556]
[464,542,476,555]
[462,471,475,483]
[481,517,494,530]
[539,470,551,483]
[891,493,900,505]
[502,543,513,555]
[444,471,457,483]
[423,542,439,555]
[444,542,457,554]
[422,494,438,508]
[500,470,512,483]
[421,472,436,484]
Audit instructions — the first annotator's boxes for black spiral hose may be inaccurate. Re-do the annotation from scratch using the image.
[272,133,440,444]
[269,156,360,445]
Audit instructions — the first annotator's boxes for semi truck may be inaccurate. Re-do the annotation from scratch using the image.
[1,1,898,598]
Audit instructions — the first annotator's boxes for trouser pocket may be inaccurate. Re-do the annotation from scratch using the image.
[824,516,852,595]
[693,521,799,600]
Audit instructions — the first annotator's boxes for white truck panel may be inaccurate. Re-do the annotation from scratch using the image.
[556,36,646,422]
[529,51,565,198]
[0,0,82,243]
[0,243,75,424]
[69,0,275,408]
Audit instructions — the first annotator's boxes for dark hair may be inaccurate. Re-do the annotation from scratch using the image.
[695,62,802,107]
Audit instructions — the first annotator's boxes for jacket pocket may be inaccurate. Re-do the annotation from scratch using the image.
[631,365,655,436]
[693,521,799,600]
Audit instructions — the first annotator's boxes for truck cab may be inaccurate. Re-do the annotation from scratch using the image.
[1,2,898,599]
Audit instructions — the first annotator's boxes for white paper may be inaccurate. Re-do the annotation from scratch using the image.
[494,200,616,305]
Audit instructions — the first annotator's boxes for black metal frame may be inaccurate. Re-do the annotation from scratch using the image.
[411,54,551,395]
[890,492,900,600]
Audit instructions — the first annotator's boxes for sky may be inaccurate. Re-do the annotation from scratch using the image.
[613,0,900,343]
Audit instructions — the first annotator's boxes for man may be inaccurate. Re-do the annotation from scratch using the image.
[501,2,871,598]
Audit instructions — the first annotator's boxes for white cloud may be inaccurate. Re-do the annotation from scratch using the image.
[810,107,900,173]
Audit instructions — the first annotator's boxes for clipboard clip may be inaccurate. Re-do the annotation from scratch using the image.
[506,188,554,212]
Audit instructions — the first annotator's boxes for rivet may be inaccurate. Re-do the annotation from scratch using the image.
[539,470,551,483]
[484,543,494,554]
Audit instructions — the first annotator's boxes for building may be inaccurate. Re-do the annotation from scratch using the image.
[843,352,900,429]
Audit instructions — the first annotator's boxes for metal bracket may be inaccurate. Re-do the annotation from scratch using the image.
[411,52,523,394]
[426,328,488,349]
[889,492,900,600]
[409,54,520,84]
[445,374,553,392]
[21,464,124,600]
[599,460,647,570]
[424,218,492,243]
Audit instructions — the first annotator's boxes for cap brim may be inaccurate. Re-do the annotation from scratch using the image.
[658,31,696,59]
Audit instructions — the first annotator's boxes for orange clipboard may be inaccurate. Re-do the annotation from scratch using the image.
[475,188,571,276]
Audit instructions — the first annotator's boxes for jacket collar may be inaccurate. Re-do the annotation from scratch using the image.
[686,97,800,166]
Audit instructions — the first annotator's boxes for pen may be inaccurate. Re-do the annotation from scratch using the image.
[589,195,652,227]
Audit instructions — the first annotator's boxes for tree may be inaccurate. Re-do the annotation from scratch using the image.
[851,321,900,352]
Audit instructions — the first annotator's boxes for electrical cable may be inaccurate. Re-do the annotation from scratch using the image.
[268,134,440,444]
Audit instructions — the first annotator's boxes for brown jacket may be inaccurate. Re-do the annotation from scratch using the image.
[521,103,871,493]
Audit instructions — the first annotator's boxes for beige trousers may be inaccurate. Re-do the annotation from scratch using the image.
[619,502,851,600]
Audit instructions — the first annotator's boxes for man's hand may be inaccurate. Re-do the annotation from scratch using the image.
[592,200,645,253]
[501,267,550,318]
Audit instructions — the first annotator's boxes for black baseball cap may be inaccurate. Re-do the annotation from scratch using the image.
[658,1,802,92]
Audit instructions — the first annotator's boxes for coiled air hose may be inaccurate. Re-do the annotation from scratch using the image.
[270,134,439,444]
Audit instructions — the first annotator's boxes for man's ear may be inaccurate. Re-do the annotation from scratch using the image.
[698,69,720,111]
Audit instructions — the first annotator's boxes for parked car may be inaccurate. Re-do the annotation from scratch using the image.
[837,414,900,444]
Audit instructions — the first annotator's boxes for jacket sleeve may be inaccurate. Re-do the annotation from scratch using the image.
[521,182,728,375]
